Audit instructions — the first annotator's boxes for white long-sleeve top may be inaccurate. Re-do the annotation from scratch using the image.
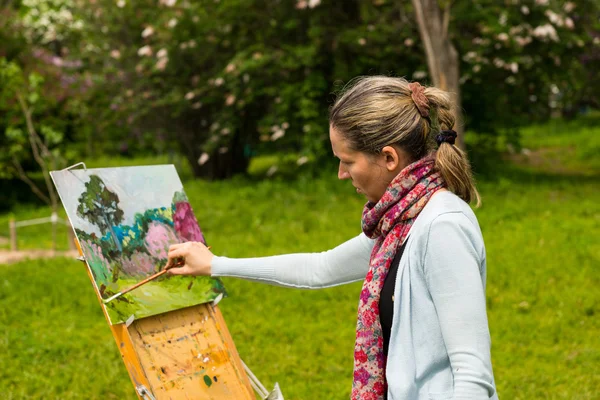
[212,191,498,400]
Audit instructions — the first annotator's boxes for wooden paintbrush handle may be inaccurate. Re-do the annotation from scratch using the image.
[119,260,184,296]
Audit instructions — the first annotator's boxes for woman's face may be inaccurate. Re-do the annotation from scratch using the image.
[330,126,408,203]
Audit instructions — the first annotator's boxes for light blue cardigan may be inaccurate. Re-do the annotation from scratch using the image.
[212,191,498,399]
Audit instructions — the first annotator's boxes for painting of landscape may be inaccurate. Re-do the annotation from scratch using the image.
[50,165,225,324]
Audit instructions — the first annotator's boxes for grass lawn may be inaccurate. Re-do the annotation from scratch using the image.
[1,116,599,399]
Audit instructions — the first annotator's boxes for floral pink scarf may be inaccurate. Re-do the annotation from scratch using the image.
[351,156,445,399]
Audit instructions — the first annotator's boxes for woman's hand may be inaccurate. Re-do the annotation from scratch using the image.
[166,242,214,276]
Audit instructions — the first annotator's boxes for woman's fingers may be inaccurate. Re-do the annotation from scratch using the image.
[166,245,188,268]
[167,264,194,275]
[164,241,214,276]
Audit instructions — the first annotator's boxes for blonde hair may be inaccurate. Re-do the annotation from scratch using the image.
[329,76,481,206]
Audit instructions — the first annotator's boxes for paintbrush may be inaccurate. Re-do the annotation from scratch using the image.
[102,260,183,304]
[102,245,210,304]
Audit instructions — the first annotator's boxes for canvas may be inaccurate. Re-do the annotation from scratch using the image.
[50,165,226,324]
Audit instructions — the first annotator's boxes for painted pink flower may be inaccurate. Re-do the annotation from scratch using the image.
[145,221,179,260]
[173,201,205,243]
[122,251,156,276]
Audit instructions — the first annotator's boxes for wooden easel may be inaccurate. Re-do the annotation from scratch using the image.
[75,244,255,400]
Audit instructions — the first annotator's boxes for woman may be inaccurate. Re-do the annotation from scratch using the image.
[167,76,498,400]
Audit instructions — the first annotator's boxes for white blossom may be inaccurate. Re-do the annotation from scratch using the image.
[266,166,278,177]
[110,49,121,59]
[218,147,229,154]
[308,0,321,8]
[297,156,309,166]
[463,51,477,62]
[157,48,168,58]
[214,77,224,86]
[271,129,285,141]
[404,38,414,47]
[533,24,559,42]
[295,0,307,9]
[515,36,532,46]
[413,71,427,80]
[497,33,509,42]
[198,153,210,166]
[545,10,564,27]
[155,57,168,70]
[499,13,507,26]
[565,18,574,29]
[167,18,178,28]
[358,38,366,46]
[521,5,529,15]
[563,2,576,13]
[141,26,154,38]
[185,91,195,100]
[225,94,236,106]
[159,0,176,6]
[137,45,152,56]
[225,63,236,73]
[534,0,548,5]
[221,128,231,135]
[117,0,126,8]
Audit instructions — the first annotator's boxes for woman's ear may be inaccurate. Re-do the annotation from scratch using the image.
[380,145,404,172]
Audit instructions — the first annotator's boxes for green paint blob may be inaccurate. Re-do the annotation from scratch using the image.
[203,374,213,387]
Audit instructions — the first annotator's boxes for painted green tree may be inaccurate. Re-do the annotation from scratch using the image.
[76,175,124,252]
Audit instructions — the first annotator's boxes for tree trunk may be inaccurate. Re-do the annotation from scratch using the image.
[411,0,465,149]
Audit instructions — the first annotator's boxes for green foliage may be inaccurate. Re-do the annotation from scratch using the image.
[4,0,599,181]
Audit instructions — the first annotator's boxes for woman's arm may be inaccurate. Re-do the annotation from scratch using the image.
[211,233,374,289]
[423,212,496,399]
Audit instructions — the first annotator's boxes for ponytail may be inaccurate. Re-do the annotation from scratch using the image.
[435,141,481,207]
[424,87,481,207]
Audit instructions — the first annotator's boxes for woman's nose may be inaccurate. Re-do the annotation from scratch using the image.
[338,163,349,180]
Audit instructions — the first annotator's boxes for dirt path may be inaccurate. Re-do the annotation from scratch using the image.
[0,249,79,264]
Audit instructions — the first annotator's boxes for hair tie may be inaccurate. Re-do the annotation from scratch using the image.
[435,130,457,146]
[408,81,430,118]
